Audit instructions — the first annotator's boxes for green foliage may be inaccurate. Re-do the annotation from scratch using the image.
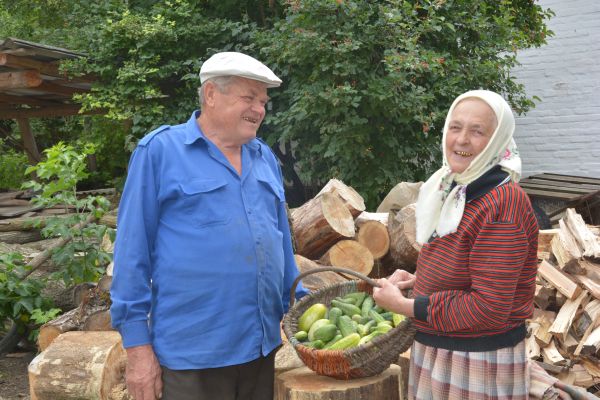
[23,143,114,286]
[0,139,29,190]
[0,0,553,208]
[0,252,59,340]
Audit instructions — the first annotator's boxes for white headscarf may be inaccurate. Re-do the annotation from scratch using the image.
[415,90,522,244]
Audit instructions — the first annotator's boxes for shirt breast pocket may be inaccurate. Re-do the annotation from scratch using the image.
[179,179,230,228]
[255,176,285,226]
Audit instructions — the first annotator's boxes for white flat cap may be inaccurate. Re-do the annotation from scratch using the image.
[199,52,282,88]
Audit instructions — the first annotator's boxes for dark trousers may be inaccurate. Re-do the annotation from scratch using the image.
[161,349,277,400]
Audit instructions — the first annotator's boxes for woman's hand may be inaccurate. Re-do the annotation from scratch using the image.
[373,278,414,317]
[387,269,416,290]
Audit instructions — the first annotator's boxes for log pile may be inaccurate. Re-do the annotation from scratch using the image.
[528,208,600,396]
[290,179,421,280]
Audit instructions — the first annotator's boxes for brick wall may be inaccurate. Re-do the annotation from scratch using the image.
[512,0,600,178]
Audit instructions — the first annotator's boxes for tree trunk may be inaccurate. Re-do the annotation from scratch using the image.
[275,365,402,400]
[0,229,41,244]
[316,179,366,218]
[294,255,347,291]
[319,240,374,277]
[291,192,355,259]
[29,331,127,400]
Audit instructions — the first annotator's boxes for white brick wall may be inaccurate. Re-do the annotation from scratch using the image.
[512,0,600,178]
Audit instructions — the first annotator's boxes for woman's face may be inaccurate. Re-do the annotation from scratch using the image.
[445,98,498,174]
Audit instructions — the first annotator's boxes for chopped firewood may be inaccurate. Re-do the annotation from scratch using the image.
[561,333,579,354]
[573,299,600,339]
[319,240,374,277]
[355,211,389,227]
[382,204,421,273]
[538,260,582,300]
[542,339,567,366]
[552,219,583,270]
[581,358,600,379]
[316,178,366,218]
[573,275,600,300]
[526,332,541,359]
[580,325,600,356]
[535,283,555,310]
[291,192,355,259]
[549,290,588,342]
[567,364,596,388]
[534,314,554,347]
[582,259,600,281]
[564,208,600,258]
[538,228,559,254]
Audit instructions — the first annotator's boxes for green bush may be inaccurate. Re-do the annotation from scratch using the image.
[0,140,29,190]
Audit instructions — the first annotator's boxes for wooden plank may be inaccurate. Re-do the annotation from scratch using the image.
[533,173,600,186]
[0,70,42,89]
[0,105,104,119]
[519,181,595,195]
[521,188,579,200]
[521,178,600,191]
[35,81,88,96]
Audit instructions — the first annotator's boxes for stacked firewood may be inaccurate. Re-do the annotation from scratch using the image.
[290,179,421,288]
[528,208,600,395]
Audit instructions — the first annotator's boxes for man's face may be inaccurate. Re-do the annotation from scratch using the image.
[212,77,269,144]
[445,98,497,174]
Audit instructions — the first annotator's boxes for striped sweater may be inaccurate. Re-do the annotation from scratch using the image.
[413,169,539,352]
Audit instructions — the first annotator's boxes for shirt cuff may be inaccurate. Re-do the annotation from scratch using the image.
[414,295,430,322]
[118,320,151,348]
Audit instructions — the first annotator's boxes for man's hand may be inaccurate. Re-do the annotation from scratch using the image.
[387,269,416,290]
[125,344,163,400]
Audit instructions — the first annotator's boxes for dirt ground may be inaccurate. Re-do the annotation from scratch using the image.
[0,350,34,400]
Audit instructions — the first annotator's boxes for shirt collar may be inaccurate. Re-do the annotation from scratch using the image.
[184,110,262,156]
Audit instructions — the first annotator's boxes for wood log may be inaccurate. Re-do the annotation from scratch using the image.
[0,212,117,232]
[355,211,388,227]
[28,331,127,400]
[316,179,366,218]
[534,314,554,347]
[383,204,421,273]
[38,283,112,351]
[583,259,600,281]
[552,219,586,274]
[534,283,555,310]
[294,255,347,291]
[526,331,541,359]
[0,229,42,244]
[565,208,600,258]
[355,220,390,260]
[542,339,567,366]
[291,192,355,259]
[538,260,582,300]
[549,290,588,342]
[275,365,402,400]
[319,240,374,277]
[573,275,600,300]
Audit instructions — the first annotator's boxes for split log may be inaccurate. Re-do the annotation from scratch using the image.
[355,220,390,260]
[275,365,402,400]
[0,229,42,244]
[526,332,541,359]
[551,220,585,274]
[376,181,422,213]
[564,208,600,258]
[537,260,582,300]
[580,325,600,356]
[583,259,600,281]
[573,275,600,300]
[534,314,554,347]
[549,290,588,342]
[291,192,355,259]
[316,179,365,218]
[572,299,600,339]
[294,255,347,291]
[541,339,567,366]
[534,283,555,310]
[538,228,559,254]
[383,204,421,273]
[28,331,127,400]
[319,240,374,277]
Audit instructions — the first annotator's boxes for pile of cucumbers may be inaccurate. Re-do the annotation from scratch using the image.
[293,291,405,351]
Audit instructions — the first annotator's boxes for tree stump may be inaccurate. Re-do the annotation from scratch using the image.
[319,240,374,277]
[275,365,402,400]
[29,331,127,400]
[291,192,355,259]
[294,255,347,291]
[355,220,390,260]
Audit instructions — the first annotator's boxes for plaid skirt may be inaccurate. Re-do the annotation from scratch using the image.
[409,339,529,400]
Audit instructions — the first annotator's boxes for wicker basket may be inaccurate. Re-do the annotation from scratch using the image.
[283,267,416,380]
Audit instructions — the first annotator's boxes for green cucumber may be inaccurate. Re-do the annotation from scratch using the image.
[328,307,343,325]
[307,319,332,341]
[369,309,386,324]
[294,331,308,341]
[298,303,328,332]
[358,330,384,346]
[361,296,375,318]
[343,291,367,307]
[323,334,344,349]
[313,323,338,342]
[327,333,360,350]
[331,299,362,317]
[337,315,357,337]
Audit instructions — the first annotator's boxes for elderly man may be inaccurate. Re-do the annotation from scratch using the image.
[110,52,307,400]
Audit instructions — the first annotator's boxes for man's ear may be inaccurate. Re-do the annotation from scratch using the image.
[203,82,217,108]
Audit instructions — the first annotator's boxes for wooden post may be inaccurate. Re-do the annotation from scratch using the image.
[16,118,42,164]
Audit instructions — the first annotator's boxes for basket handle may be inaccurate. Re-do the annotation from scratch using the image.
[289,266,381,308]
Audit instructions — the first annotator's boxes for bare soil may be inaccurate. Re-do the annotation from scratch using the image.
[0,350,33,400]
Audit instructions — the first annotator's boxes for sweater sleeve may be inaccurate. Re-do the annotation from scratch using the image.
[421,220,529,333]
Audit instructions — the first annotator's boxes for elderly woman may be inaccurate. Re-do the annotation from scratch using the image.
[373,90,538,399]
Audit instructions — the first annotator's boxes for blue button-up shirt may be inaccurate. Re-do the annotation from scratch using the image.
[110,111,307,369]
